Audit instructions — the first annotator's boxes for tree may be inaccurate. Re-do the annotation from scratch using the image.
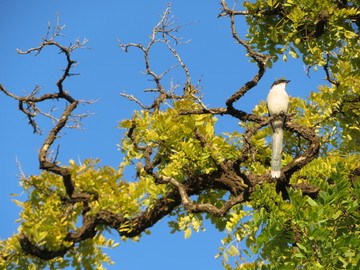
[1,0,359,269]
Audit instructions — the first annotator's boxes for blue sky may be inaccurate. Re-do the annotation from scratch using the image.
[0,1,324,269]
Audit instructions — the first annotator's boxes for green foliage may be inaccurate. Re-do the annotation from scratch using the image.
[0,233,116,270]
[0,94,241,269]
[214,1,360,269]
[119,95,239,180]
[0,160,122,269]
[244,0,360,153]
[219,162,359,269]
[118,94,245,235]
[244,0,360,66]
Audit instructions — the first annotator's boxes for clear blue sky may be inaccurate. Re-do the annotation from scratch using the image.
[0,1,324,269]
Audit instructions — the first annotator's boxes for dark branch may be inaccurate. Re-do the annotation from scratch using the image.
[219,0,272,118]
[119,3,190,111]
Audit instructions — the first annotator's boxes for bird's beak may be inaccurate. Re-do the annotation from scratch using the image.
[285,80,291,83]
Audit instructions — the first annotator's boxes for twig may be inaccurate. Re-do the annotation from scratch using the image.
[119,3,193,110]
[323,53,339,86]
[162,175,245,217]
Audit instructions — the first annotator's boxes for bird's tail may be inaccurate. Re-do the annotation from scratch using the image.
[271,128,283,178]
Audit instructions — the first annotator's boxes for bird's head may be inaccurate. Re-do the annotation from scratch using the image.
[272,79,291,87]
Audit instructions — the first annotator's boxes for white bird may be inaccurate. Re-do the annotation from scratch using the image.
[266,79,290,178]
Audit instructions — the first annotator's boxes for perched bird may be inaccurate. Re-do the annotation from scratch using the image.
[266,79,290,178]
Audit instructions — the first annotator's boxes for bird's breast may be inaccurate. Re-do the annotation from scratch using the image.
[266,90,289,115]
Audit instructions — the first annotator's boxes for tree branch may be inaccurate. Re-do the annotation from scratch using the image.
[119,3,191,111]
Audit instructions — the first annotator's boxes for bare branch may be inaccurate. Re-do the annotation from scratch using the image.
[1,19,95,253]
[323,53,339,86]
[219,0,249,17]
[16,158,27,183]
[163,35,191,86]
[219,2,272,115]
[120,92,153,110]
[119,3,193,110]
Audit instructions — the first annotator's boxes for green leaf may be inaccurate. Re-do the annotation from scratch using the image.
[289,50,298,58]
[306,197,318,207]
[296,243,308,253]
[184,228,192,239]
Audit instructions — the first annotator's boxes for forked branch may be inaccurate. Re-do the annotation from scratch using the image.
[1,20,97,258]
[119,3,193,110]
